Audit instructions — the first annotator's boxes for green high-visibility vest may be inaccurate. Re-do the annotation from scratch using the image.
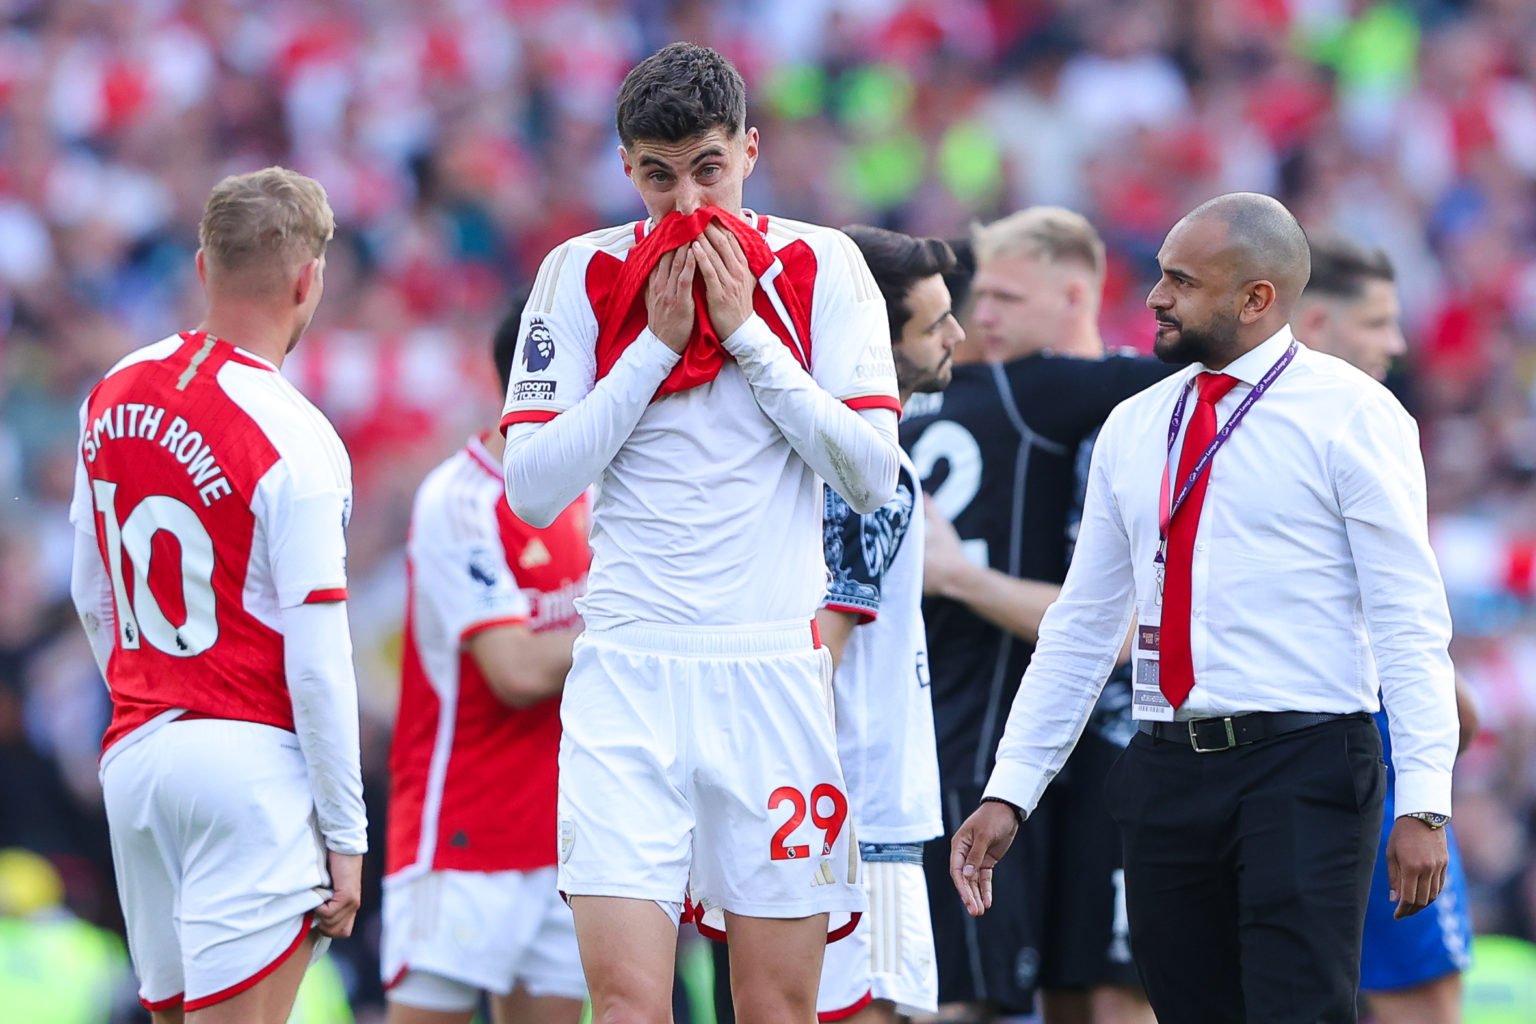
[0,916,130,1024]
[1463,934,1536,1024]
[287,955,355,1024]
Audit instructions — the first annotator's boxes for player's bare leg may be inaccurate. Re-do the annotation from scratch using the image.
[1037,985,1154,1024]
[572,896,677,1024]
[387,1001,475,1024]
[842,998,899,1023]
[1365,973,1463,1024]
[388,1007,474,1024]
[150,1010,185,1024]
[1040,990,1091,1024]
[913,1002,987,1023]
[186,931,312,1024]
[725,913,828,1024]
[1088,984,1155,1024]
[492,985,586,1024]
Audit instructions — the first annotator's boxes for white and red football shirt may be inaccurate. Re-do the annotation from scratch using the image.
[500,212,901,629]
[386,436,589,878]
[821,449,942,844]
[69,332,352,759]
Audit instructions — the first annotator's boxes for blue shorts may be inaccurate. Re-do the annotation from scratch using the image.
[1359,788,1474,991]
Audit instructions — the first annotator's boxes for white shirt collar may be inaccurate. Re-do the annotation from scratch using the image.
[1206,324,1295,387]
[233,345,281,372]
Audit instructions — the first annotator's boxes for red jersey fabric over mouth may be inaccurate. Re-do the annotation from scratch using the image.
[592,207,811,399]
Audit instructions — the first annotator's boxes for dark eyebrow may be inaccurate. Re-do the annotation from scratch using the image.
[926,309,954,332]
[638,147,727,171]
[1160,263,1199,286]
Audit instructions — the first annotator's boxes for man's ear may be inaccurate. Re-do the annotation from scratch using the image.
[294,258,319,306]
[619,144,634,180]
[741,126,759,180]
[195,249,207,287]
[1295,300,1329,341]
[1239,279,1278,323]
[1064,277,1085,311]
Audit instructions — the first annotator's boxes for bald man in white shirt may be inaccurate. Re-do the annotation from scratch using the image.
[950,193,1458,1024]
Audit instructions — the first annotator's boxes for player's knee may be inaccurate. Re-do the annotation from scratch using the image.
[586,1000,670,1024]
[583,970,671,1024]
[1089,983,1157,1024]
[1366,973,1464,1024]
[730,980,818,1024]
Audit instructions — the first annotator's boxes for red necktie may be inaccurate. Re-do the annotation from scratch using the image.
[1161,372,1240,708]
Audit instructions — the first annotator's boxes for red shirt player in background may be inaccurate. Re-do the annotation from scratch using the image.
[382,292,588,1024]
[68,167,367,1024]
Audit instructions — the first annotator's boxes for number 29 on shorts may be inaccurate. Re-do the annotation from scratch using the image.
[769,784,848,861]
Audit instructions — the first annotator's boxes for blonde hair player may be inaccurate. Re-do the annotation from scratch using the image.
[70,167,365,1024]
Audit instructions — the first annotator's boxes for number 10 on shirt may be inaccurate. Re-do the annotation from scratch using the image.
[91,479,219,657]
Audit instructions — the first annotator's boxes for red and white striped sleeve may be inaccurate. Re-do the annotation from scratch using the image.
[810,229,902,415]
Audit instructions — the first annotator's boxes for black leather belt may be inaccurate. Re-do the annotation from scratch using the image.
[1138,711,1363,753]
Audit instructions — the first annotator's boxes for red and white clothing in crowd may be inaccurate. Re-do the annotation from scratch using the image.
[501,210,901,929]
[382,435,589,1006]
[68,331,366,1013]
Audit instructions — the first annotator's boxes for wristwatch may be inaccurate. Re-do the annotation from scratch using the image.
[1403,811,1451,830]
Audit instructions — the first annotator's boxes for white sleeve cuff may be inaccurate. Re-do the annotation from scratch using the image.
[983,759,1053,819]
[633,327,685,371]
[1393,768,1452,819]
[720,314,778,358]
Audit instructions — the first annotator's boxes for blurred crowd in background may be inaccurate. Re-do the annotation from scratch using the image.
[2,0,1536,1018]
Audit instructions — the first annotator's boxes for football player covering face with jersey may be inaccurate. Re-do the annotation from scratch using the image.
[499,43,903,1024]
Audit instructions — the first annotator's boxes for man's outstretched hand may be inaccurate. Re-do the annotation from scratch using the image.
[950,800,1021,917]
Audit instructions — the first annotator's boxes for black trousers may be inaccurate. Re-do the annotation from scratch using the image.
[1105,714,1385,1024]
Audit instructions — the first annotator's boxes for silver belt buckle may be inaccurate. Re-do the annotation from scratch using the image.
[1189,716,1238,753]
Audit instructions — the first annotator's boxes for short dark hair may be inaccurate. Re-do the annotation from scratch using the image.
[943,235,976,313]
[841,226,958,341]
[615,42,747,147]
[1304,236,1396,301]
[493,286,532,392]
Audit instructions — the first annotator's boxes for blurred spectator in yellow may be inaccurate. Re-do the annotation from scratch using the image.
[1460,934,1536,1024]
[0,847,133,1023]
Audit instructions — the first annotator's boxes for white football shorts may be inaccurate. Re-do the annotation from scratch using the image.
[817,852,938,1020]
[101,718,329,1012]
[381,866,585,1007]
[558,619,866,924]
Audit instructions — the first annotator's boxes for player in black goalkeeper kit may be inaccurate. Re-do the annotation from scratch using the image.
[905,209,1172,1024]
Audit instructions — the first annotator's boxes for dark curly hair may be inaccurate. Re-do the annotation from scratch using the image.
[841,226,958,341]
[616,42,748,147]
